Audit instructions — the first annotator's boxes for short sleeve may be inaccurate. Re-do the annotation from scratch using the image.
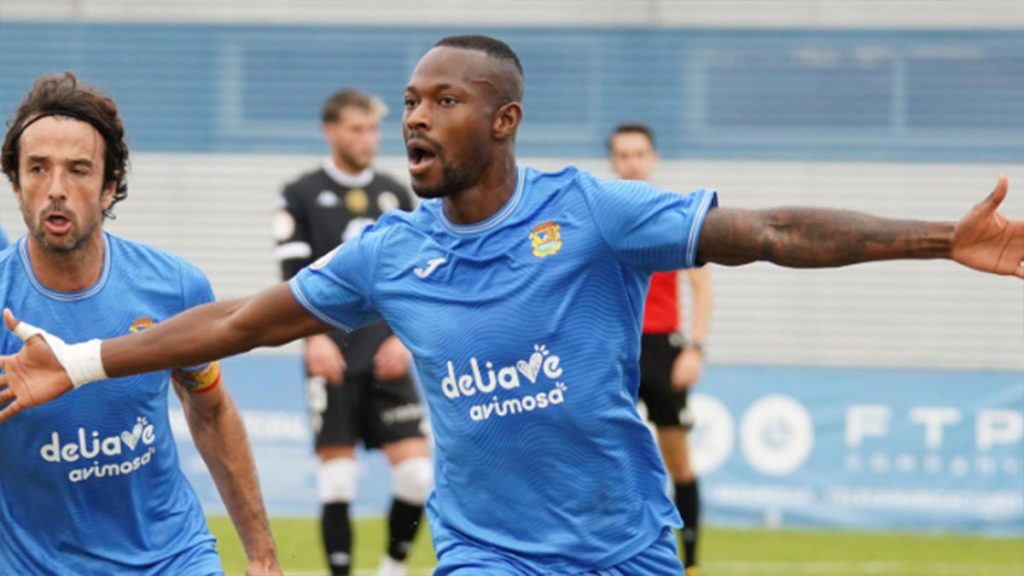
[175,260,221,385]
[577,172,717,273]
[179,260,215,310]
[289,226,385,332]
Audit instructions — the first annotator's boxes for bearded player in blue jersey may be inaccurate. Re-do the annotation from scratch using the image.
[0,73,280,575]
[2,37,1023,575]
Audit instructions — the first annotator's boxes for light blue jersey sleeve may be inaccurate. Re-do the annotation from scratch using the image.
[179,260,215,309]
[576,171,717,273]
[288,226,384,332]
[0,225,9,251]
[176,259,218,374]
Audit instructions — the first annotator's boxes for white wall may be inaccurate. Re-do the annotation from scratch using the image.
[5,155,1018,370]
[5,0,1024,29]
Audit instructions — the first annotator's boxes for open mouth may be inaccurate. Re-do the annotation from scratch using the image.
[406,140,438,176]
[43,212,73,234]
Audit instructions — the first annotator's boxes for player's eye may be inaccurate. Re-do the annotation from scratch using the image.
[439,96,458,107]
[404,97,418,110]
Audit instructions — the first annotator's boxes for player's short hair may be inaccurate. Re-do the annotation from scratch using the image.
[1,72,129,219]
[608,123,657,152]
[434,35,525,102]
[321,89,386,124]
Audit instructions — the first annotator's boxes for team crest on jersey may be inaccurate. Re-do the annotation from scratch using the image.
[345,188,369,214]
[129,316,156,334]
[529,221,562,258]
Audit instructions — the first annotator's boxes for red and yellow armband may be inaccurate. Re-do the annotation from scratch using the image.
[172,361,222,394]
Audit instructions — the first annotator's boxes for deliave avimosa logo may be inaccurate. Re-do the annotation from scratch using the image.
[39,416,158,483]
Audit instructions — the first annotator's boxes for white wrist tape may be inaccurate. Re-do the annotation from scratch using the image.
[12,320,108,388]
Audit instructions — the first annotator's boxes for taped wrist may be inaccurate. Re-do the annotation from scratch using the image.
[12,320,108,388]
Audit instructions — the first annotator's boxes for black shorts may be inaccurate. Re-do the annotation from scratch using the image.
[307,371,426,450]
[638,333,691,429]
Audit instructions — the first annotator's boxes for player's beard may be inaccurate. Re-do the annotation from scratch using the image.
[334,147,372,174]
[410,140,488,200]
[412,160,478,199]
[28,202,99,254]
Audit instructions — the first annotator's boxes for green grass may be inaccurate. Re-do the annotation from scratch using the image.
[208,516,436,575]
[208,516,1024,576]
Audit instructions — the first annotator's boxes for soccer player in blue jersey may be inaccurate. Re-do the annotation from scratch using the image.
[2,37,1023,575]
[0,73,280,575]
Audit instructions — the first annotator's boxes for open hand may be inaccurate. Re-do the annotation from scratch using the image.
[0,309,74,421]
[670,347,703,391]
[246,558,283,576]
[952,177,1024,278]
[306,333,345,386]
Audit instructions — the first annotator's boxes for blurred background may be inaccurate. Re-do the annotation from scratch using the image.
[1,1,1021,574]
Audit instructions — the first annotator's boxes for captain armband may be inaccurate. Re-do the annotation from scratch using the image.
[172,361,222,394]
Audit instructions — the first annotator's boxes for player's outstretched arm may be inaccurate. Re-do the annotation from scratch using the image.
[696,177,1024,278]
[0,283,330,421]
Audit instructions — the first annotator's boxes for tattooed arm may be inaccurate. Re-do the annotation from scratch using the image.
[697,177,1024,278]
[698,208,952,267]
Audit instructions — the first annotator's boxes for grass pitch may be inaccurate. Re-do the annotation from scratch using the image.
[208,516,1024,575]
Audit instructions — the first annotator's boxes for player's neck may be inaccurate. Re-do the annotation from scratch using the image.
[26,232,106,292]
[443,155,517,225]
[329,154,369,179]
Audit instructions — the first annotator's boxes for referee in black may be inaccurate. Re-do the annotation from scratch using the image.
[274,89,432,576]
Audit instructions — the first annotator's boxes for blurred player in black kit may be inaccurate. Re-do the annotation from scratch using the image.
[274,89,431,576]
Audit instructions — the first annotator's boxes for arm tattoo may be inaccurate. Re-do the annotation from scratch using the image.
[697,207,955,268]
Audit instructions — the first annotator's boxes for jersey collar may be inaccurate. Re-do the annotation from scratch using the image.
[322,157,374,188]
[438,166,526,235]
[19,233,112,302]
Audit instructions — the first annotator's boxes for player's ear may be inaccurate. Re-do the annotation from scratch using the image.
[9,172,22,198]
[100,174,117,211]
[493,102,522,141]
[9,171,26,208]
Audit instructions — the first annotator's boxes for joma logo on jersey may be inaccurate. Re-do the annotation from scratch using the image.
[40,417,158,483]
[530,221,562,258]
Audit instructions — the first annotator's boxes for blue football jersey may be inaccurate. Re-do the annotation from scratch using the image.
[292,165,717,572]
[0,233,222,575]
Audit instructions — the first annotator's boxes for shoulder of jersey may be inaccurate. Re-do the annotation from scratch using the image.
[0,242,20,293]
[106,233,206,281]
[513,165,587,210]
[371,171,409,191]
[523,165,582,193]
[0,241,18,265]
[284,168,334,197]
